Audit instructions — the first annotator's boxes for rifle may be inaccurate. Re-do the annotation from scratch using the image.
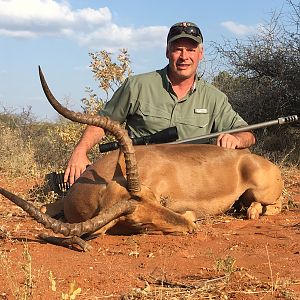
[170,115,298,144]
[99,115,298,152]
[99,126,178,153]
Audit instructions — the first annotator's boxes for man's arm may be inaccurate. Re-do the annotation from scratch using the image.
[64,125,105,185]
[64,79,134,185]
[217,131,256,149]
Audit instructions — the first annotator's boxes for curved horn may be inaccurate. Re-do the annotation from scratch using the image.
[0,187,136,237]
[38,66,140,193]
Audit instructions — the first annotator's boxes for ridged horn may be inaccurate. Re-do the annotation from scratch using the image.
[0,187,136,237]
[38,66,140,193]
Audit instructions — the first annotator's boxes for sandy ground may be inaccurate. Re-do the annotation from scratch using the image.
[0,168,299,300]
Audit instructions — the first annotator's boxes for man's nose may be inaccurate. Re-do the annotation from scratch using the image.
[180,49,188,60]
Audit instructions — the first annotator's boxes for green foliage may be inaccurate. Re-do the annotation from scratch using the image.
[81,48,132,144]
[81,87,104,115]
[213,1,300,119]
[89,49,132,97]
[212,1,300,165]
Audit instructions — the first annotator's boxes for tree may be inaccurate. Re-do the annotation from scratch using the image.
[213,0,300,124]
[81,49,132,114]
[212,1,299,165]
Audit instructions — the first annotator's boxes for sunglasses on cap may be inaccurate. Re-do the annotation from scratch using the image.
[167,24,203,43]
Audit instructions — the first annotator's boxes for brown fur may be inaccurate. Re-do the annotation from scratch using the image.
[43,143,284,235]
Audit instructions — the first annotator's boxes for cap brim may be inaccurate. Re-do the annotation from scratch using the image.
[168,32,202,44]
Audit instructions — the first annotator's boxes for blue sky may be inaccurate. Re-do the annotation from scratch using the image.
[0,0,289,120]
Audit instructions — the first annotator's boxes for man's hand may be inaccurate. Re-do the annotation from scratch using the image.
[64,148,91,185]
[217,133,241,149]
[64,125,105,185]
[217,131,256,149]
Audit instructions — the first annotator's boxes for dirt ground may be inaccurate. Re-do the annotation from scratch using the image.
[0,168,299,300]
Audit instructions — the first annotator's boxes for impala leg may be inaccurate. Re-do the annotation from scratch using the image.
[246,195,282,219]
[247,202,263,219]
[261,195,283,216]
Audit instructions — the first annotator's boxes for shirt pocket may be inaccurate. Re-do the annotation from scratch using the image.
[175,114,210,139]
[135,102,171,131]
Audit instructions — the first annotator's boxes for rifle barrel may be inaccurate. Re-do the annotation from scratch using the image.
[169,115,298,145]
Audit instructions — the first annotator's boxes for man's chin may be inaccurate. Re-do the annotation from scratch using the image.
[176,71,192,80]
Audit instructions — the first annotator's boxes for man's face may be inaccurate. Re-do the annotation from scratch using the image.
[166,38,203,81]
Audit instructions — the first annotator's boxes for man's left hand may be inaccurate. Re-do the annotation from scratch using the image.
[217,133,241,149]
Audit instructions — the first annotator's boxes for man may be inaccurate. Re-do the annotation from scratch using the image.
[64,21,255,185]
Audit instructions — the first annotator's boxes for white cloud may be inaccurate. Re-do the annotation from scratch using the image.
[0,28,37,38]
[0,0,168,50]
[221,21,259,36]
[77,24,167,50]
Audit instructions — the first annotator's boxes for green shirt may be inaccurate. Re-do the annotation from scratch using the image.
[100,66,247,140]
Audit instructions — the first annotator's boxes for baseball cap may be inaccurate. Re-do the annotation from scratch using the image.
[167,22,203,44]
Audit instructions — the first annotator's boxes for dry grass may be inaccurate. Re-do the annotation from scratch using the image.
[122,264,300,300]
[0,242,34,300]
[0,127,39,178]
[0,103,299,300]
[122,271,299,299]
[280,166,300,211]
[252,128,300,168]
[0,242,83,300]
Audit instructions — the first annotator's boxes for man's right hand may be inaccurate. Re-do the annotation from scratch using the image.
[63,125,105,186]
[64,148,91,185]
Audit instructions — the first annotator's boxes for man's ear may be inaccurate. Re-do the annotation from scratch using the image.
[199,45,204,60]
[166,46,170,59]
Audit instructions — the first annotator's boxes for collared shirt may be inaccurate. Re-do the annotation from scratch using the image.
[100,66,248,140]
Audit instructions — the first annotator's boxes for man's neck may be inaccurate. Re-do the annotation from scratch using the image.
[168,73,196,100]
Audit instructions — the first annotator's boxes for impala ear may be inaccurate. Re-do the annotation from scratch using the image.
[100,181,131,204]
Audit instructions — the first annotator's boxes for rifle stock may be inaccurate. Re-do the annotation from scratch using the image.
[99,126,178,153]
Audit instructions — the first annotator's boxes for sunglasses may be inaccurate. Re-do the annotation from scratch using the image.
[168,25,203,42]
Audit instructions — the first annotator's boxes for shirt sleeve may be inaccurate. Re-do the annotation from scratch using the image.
[213,95,248,132]
[99,77,135,123]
